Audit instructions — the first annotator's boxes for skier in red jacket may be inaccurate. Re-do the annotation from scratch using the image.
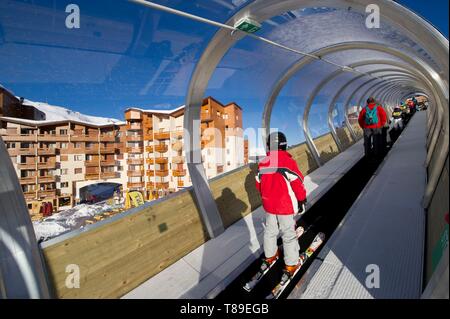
[358,97,387,159]
[255,132,307,279]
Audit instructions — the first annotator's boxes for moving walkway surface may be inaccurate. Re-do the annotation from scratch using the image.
[290,111,428,299]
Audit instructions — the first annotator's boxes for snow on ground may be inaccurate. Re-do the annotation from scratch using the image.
[33,200,124,242]
[22,99,123,125]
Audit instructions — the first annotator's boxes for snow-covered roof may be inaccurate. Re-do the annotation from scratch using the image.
[125,104,186,115]
[21,99,123,125]
[1,116,125,128]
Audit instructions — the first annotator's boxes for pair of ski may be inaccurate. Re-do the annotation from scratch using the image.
[242,227,325,299]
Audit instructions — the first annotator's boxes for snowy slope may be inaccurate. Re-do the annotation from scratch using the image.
[22,99,123,125]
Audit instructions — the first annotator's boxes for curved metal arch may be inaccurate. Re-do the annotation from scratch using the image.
[261,42,446,169]
[357,77,419,108]
[327,66,423,143]
[182,2,448,236]
[302,62,419,156]
[323,63,423,148]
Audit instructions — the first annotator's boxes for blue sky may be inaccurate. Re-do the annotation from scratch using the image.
[0,0,448,148]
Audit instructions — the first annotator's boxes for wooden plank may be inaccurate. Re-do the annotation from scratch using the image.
[314,133,340,164]
[210,164,261,228]
[43,189,208,298]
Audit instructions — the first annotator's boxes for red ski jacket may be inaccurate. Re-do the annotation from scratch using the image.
[255,150,307,215]
[358,103,387,129]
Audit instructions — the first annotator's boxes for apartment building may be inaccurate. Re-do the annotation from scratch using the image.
[0,117,126,214]
[1,85,247,215]
[124,96,246,198]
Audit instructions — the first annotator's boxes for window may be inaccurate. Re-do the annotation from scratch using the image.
[227,149,230,154]
[61,169,68,175]
[60,142,68,149]
[74,155,84,161]
[75,142,82,148]
[60,129,68,135]
[74,168,82,174]
[61,182,69,188]
[227,161,231,166]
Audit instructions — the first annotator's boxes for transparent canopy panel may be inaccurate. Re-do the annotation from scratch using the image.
[0,0,222,119]
[270,58,340,145]
[257,6,440,73]
[205,35,300,158]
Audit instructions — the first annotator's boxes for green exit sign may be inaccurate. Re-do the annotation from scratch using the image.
[234,17,261,33]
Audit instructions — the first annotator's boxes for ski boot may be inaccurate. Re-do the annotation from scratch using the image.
[261,250,280,272]
[280,257,304,284]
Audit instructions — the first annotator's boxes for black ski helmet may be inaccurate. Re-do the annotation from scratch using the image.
[267,131,288,151]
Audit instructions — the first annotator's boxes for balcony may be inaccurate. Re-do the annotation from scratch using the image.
[155,170,169,177]
[177,180,185,188]
[127,170,144,177]
[126,135,143,142]
[155,157,168,164]
[18,163,36,170]
[101,159,117,166]
[154,131,170,140]
[126,122,142,130]
[144,132,154,141]
[127,158,144,165]
[101,172,120,179]
[38,176,56,184]
[38,189,57,198]
[23,191,37,200]
[100,146,116,154]
[155,182,169,189]
[18,148,36,155]
[172,169,186,177]
[38,134,68,142]
[127,182,145,188]
[146,158,155,165]
[71,134,98,142]
[154,144,168,153]
[85,146,99,154]
[85,173,100,181]
[37,148,56,155]
[2,134,36,142]
[145,145,154,153]
[100,134,116,142]
[20,177,36,185]
[37,162,56,169]
[146,170,155,176]
[172,155,184,164]
[85,160,99,167]
[201,112,213,122]
[126,147,143,154]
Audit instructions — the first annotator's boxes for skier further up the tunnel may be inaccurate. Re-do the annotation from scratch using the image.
[358,97,388,159]
[255,131,307,280]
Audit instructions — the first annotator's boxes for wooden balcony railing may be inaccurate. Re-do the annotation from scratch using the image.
[71,134,99,142]
[101,172,120,179]
[155,170,169,177]
[146,158,155,165]
[20,177,36,185]
[154,131,170,140]
[37,162,56,169]
[18,163,36,170]
[145,145,154,153]
[1,134,36,142]
[37,148,56,155]
[38,189,57,198]
[127,182,145,188]
[126,147,143,153]
[155,157,168,164]
[154,144,168,153]
[38,176,56,184]
[127,170,144,177]
[172,169,186,177]
[172,155,184,164]
[126,135,143,142]
[127,158,144,165]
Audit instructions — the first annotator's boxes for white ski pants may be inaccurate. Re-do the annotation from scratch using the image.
[264,213,299,266]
